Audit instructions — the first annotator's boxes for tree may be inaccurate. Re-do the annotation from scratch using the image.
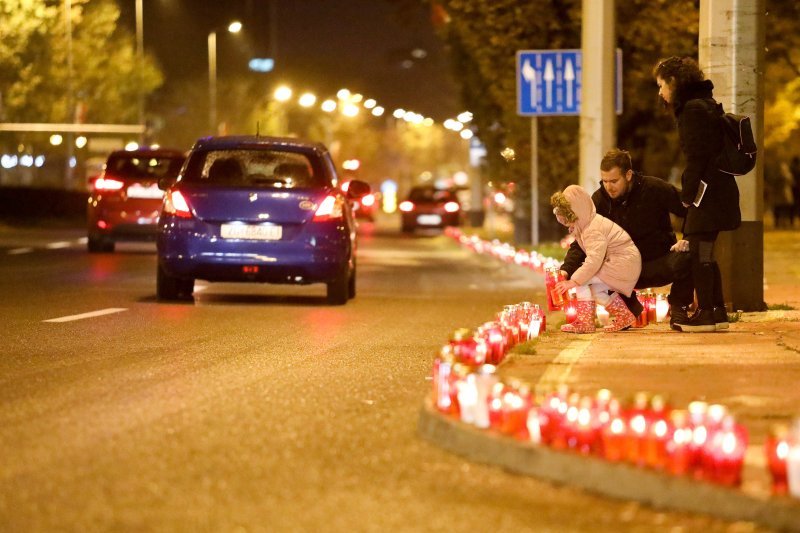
[0,0,162,124]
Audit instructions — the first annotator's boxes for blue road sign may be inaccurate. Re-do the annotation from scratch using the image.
[517,49,622,117]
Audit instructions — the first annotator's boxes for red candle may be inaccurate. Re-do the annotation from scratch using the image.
[687,400,710,480]
[765,424,789,495]
[625,392,651,466]
[644,395,671,469]
[501,383,532,439]
[433,348,455,413]
[574,396,598,455]
[545,268,566,310]
[708,415,747,486]
[666,410,693,476]
[448,328,487,367]
[601,399,627,462]
[487,382,506,431]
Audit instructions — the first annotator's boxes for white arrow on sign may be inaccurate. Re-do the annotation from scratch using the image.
[521,59,537,109]
[543,60,555,108]
[564,57,575,108]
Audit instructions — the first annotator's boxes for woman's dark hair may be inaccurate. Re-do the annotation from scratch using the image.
[653,56,705,107]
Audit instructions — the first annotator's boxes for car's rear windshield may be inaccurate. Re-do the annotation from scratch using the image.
[106,154,184,179]
[409,188,458,203]
[181,149,328,189]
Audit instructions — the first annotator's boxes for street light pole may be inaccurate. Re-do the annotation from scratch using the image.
[208,22,241,135]
[208,30,217,134]
[135,0,144,138]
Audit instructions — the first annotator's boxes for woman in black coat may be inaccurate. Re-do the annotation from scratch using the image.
[653,56,741,332]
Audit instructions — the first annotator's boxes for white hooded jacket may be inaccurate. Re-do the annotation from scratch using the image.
[562,185,642,296]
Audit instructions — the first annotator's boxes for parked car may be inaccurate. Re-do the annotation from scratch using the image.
[155,136,370,304]
[87,148,185,252]
[398,186,462,233]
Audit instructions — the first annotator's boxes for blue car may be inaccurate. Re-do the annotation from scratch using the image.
[156,136,370,304]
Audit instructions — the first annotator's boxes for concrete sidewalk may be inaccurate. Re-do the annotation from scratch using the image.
[418,230,800,530]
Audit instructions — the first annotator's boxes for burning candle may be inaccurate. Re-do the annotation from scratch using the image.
[501,382,531,438]
[625,392,651,466]
[545,268,566,310]
[765,423,789,495]
[564,290,578,324]
[449,328,487,367]
[708,415,747,486]
[527,406,542,444]
[596,304,610,326]
[433,347,455,413]
[688,400,709,480]
[666,410,693,476]
[786,418,800,498]
[487,382,506,431]
[473,364,497,429]
[601,398,627,462]
[457,373,478,425]
[645,290,657,322]
[644,395,671,470]
[655,294,669,323]
[574,396,598,455]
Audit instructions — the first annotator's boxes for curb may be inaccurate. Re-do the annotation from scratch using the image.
[418,399,800,532]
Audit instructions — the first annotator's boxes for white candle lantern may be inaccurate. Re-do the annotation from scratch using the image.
[473,364,498,429]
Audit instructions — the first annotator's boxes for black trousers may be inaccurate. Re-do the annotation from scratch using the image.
[620,251,694,315]
[686,231,724,310]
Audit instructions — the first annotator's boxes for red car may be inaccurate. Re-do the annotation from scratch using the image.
[87,148,185,252]
[399,186,462,233]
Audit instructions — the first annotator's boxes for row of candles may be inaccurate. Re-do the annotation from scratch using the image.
[431,297,800,497]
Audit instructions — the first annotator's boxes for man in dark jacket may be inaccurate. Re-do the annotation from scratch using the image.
[560,149,693,328]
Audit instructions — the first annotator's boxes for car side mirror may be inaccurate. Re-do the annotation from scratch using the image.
[345,179,371,199]
[158,177,175,191]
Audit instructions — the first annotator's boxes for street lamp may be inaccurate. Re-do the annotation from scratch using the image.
[208,21,242,134]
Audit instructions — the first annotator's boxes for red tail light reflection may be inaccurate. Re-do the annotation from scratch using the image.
[399,201,414,212]
[444,201,460,213]
[93,177,125,191]
[313,195,343,221]
[163,190,192,218]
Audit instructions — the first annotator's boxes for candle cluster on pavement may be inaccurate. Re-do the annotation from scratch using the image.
[439,227,800,497]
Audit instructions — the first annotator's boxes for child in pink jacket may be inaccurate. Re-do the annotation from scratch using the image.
[551,185,642,333]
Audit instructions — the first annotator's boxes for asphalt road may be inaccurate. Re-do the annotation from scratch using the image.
[0,217,754,532]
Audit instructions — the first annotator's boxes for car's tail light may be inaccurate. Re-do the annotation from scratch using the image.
[313,195,343,221]
[444,201,460,213]
[361,193,375,207]
[399,200,414,212]
[93,177,125,191]
[163,190,192,218]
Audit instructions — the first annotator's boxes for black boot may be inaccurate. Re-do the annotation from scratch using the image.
[674,308,716,332]
[713,307,729,331]
[669,305,690,331]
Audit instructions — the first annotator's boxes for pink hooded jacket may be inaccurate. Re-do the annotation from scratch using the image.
[562,185,641,296]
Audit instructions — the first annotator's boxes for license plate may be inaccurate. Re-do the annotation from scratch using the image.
[220,224,282,241]
[127,183,163,199]
[417,214,442,226]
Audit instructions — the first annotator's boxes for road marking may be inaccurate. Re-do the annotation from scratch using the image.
[535,337,594,389]
[8,247,33,255]
[43,308,128,323]
[45,241,72,249]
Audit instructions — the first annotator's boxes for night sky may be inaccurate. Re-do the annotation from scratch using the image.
[117,0,461,121]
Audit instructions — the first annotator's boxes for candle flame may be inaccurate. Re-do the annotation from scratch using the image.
[610,418,625,434]
[777,441,789,460]
[630,414,647,435]
[653,420,668,438]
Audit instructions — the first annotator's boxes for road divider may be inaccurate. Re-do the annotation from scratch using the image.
[43,308,127,323]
